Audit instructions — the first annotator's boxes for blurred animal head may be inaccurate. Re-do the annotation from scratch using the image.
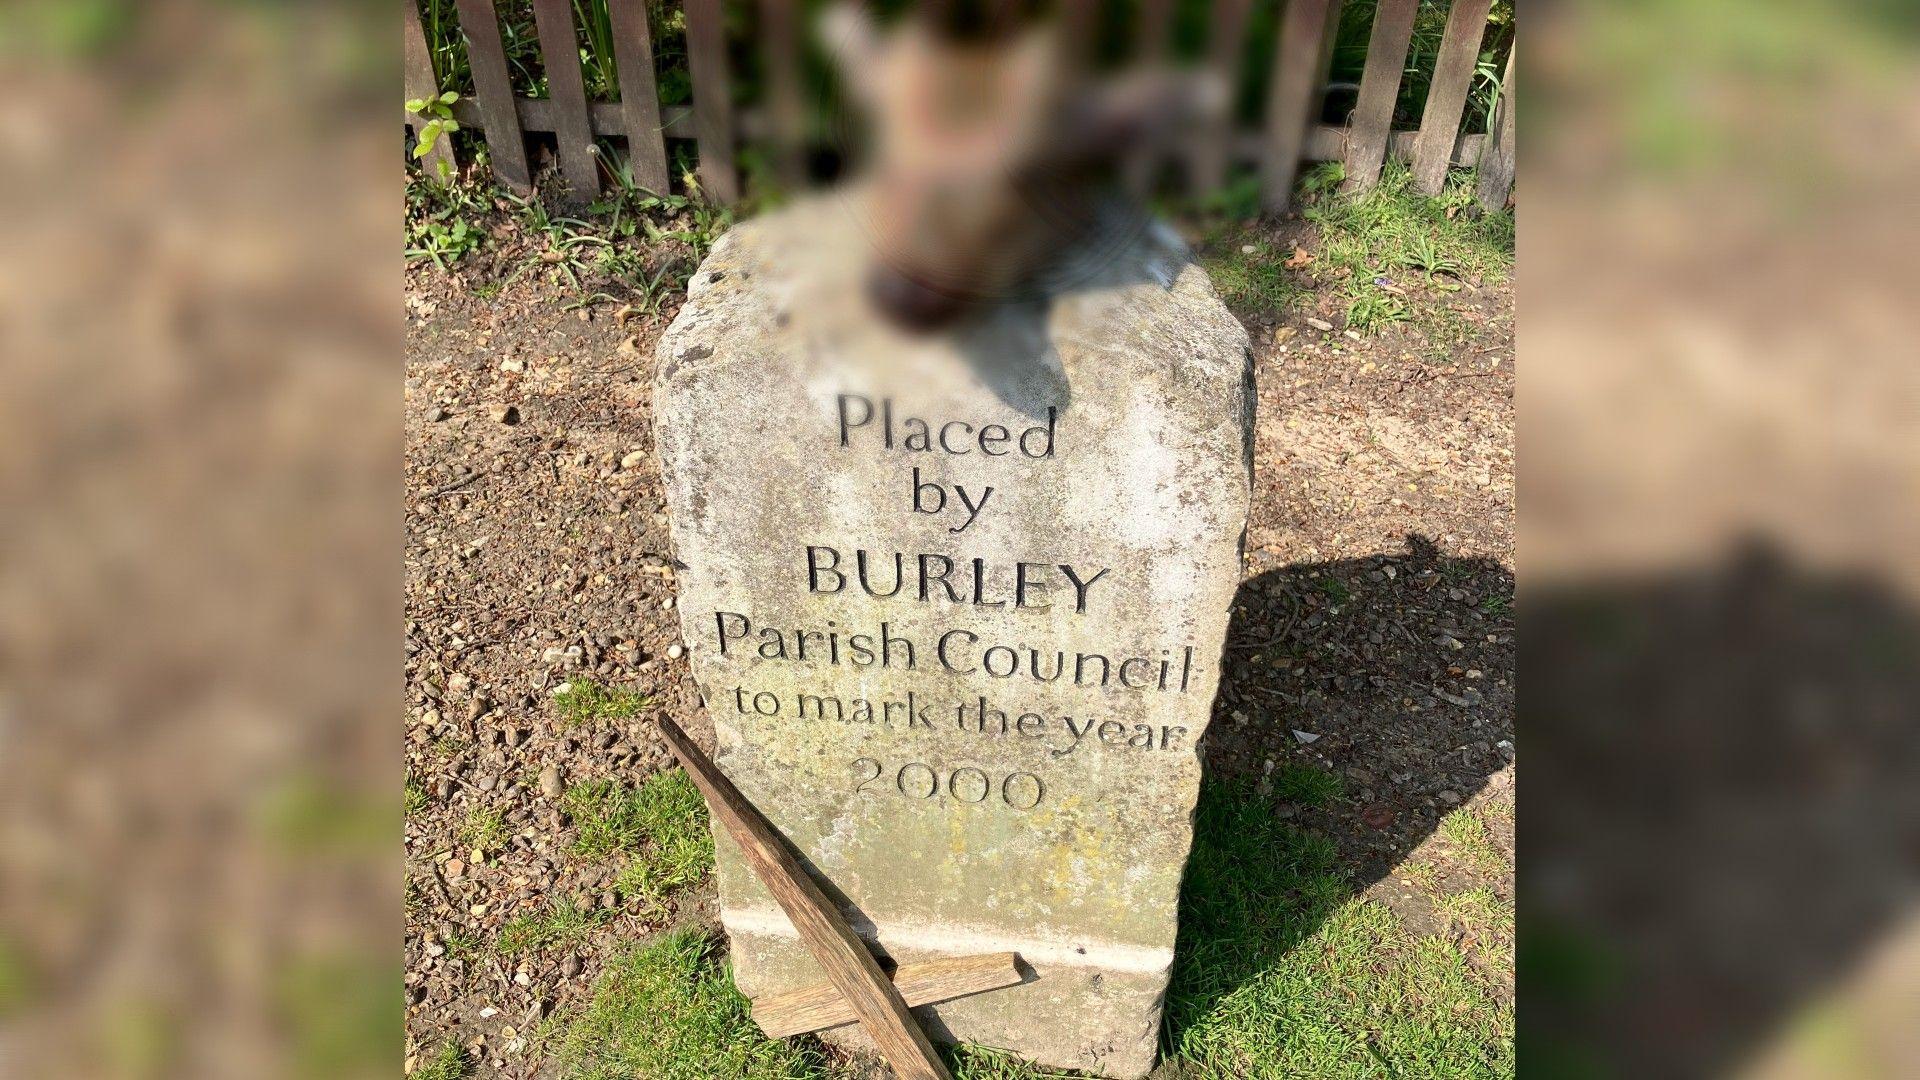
[822,4,1220,330]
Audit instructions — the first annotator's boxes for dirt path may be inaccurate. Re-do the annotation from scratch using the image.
[404,202,1514,1076]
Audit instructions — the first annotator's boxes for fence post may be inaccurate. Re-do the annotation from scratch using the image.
[1188,0,1256,196]
[530,0,600,202]
[686,0,740,203]
[1410,0,1494,195]
[610,0,672,195]
[759,0,807,190]
[1475,44,1515,211]
[1259,0,1339,213]
[454,0,532,193]
[404,0,457,179]
[1341,0,1418,192]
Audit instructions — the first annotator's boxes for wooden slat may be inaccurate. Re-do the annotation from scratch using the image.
[453,0,531,192]
[440,98,1485,167]
[1056,0,1101,68]
[1188,0,1257,195]
[1475,44,1515,211]
[1259,0,1338,212]
[754,952,1024,1038]
[758,0,806,189]
[530,0,598,201]
[656,719,951,1080]
[1122,0,1181,193]
[1410,0,1493,195]
[403,0,456,178]
[1341,0,1418,192]
[685,0,739,203]
[609,0,671,194]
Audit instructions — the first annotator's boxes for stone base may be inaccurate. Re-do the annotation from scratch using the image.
[725,906,1172,1079]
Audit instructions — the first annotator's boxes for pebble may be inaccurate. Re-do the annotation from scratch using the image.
[666,644,684,660]
[1306,317,1334,332]
[429,406,450,422]
[500,357,526,373]
[476,772,499,792]
[620,450,647,471]
[1291,729,1322,744]
[539,764,564,800]
[561,954,582,978]
[1438,790,1462,806]
[443,859,465,880]
[490,404,520,425]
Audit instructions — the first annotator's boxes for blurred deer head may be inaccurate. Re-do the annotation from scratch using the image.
[822,4,1221,330]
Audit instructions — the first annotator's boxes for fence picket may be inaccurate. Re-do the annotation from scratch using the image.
[1122,0,1180,192]
[686,0,740,203]
[1410,0,1493,195]
[759,0,807,188]
[610,0,672,194]
[530,0,599,200]
[1342,0,1418,191]
[1189,0,1256,195]
[1259,0,1339,212]
[404,0,457,178]
[1475,44,1515,210]
[454,0,531,192]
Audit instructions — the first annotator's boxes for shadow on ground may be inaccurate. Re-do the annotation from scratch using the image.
[1155,535,1517,1076]
[1521,543,1920,1078]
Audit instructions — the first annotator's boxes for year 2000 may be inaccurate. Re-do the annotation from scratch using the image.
[850,757,1045,810]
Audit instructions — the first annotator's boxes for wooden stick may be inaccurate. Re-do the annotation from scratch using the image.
[754,952,1023,1038]
[655,718,953,1080]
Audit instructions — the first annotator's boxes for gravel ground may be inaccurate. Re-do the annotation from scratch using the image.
[404,199,1515,1075]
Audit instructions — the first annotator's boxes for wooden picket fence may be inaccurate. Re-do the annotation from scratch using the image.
[405,0,1514,213]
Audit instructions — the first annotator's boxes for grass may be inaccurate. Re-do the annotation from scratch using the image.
[1272,763,1347,807]
[565,770,714,910]
[458,805,508,852]
[1203,235,1309,314]
[544,929,826,1080]
[1163,783,1511,1078]
[1439,807,1506,873]
[1297,159,1514,336]
[497,899,611,956]
[552,679,653,728]
[530,780,1511,1079]
[413,1041,472,1080]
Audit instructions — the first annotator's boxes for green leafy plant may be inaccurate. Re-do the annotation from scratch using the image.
[406,90,462,181]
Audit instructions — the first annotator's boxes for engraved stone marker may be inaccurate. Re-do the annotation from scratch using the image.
[656,195,1251,1079]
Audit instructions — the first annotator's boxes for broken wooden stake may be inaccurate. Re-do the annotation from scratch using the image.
[754,951,1023,1038]
[655,716,955,1080]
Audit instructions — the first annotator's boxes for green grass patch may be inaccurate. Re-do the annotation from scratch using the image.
[1440,808,1506,873]
[458,805,508,852]
[1272,763,1346,807]
[405,777,429,816]
[497,899,610,956]
[1315,575,1353,605]
[545,929,824,1080]
[1297,160,1514,337]
[413,1041,472,1080]
[566,769,710,862]
[1166,783,1512,1078]
[1202,237,1308,316]
[552,680,653,728]
[1480,593,1512,618]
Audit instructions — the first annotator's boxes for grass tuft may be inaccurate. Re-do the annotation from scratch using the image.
[457,805,508,851]
[413,1041,472,1080]
[545,929,823,1080]
[1272,763,1347,807]
[552,680,653,728]
[497,899,610,956]
[1440,807,1506,872]
[565,770,714,913]
[1297,160,1514,337]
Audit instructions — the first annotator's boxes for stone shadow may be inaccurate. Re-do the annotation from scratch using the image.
[1166,536,1920,1078]
[1163,533,1517,1060]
